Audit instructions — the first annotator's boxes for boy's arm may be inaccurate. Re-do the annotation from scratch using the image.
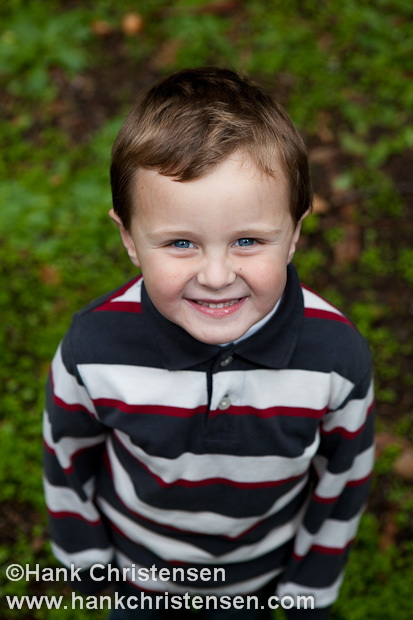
[43,332,114,593]
[278,367,375,618]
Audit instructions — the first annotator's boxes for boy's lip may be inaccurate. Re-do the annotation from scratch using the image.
[186,296,247,318]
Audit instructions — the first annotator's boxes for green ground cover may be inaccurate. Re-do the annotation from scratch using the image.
[1,1,412,618]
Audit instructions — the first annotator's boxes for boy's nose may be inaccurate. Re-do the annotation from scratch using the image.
[196,255,237,290]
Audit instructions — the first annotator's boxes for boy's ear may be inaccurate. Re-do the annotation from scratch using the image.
[287,210,309,264]
[109,209,141,268]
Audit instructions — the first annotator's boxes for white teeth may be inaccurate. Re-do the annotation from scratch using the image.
[196,299,240,309]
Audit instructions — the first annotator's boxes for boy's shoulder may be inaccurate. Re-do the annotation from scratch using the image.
[63,275,150,366]
[74,274,144,317]
[297,279,372,381]
[300,282,354,328]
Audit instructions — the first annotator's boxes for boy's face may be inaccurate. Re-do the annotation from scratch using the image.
[110,152,303,345]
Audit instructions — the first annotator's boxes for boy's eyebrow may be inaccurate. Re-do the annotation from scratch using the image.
[232,228,284,237]
[147,227,284,239]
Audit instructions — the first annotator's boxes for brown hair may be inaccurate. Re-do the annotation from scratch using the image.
[111,67,312,229]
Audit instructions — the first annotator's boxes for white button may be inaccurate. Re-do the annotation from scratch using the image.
[218,396,231,410]
[220,355,233,367]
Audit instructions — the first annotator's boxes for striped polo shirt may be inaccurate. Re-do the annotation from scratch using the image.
[43,263,374,613]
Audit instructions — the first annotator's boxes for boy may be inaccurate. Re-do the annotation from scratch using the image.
[43,67,375,619]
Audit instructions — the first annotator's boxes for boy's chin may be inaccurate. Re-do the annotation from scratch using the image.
[183,325,249,346]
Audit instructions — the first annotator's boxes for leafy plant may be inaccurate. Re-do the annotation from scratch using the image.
[0,3,91,100]
[0,1,412,618]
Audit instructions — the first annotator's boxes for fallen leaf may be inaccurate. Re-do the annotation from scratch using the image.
[316,111,334,143]
[195,0,240,16]
[49,174,63,187]
[333,222,361,266]
[31,536,46,552]
[309,145,340,165]
[39,265,61,286]
[151,39,181,70]
[393,448,413,483]
[91,20,112,36]
[312,194,330,214]
[122,12,144,36]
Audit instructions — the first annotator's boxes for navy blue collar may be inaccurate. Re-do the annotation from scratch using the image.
[142,263,304,371]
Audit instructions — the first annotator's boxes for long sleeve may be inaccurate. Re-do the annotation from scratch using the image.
[278,367,375,618]
[43,332,114,593]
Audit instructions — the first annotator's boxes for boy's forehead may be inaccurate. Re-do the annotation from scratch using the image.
[126,154,294,237]
[131,151,287,207]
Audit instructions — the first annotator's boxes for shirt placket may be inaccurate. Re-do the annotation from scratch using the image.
[204,348,241,446]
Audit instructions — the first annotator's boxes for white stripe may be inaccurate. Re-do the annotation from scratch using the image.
[327,372,355,411]
[240,370,353,412]
[83,476,97,500]
[302,287,343,317]
[97,497,305,565]
[294,508,363,557]
[43,409,106,470]
[51,541,114,571]
[43,477,101,522]
[110,278,143,303]
[277,569,344,609]
[78,364,206,408]
[78,364,354,412]
[322,380,374,433]
[52,344,97,416]
[107,438,310,536]
[313,444,375,500]
[115,429,320,484]
[115,551,283,595]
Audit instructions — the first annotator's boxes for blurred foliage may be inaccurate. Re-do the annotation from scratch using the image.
[1,0,412,618]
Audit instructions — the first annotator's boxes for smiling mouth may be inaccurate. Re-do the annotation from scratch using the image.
[195,299,241,309]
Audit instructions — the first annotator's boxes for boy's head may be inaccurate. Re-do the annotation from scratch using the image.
[109,67,313,345]
[110,66,312,230]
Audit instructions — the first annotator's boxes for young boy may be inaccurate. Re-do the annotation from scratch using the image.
[43,67,375,619]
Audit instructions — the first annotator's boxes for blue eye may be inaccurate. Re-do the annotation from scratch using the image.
[235,238,255,247]
[173,240,193,249]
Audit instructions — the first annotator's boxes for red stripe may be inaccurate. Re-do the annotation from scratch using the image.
[209,405,327,419]
[346,472,373,487]
[50,367,95,415]
[301,281,355,328]
[93,276,142,313]
[103,456,267,541]
[44,437,102,475]
[304,307,353,327]
[311,538,355,555]
[313,494,338,505]
[113,433,306,489]
[47,508,101,525]
[64,441,107,474]
[321,426,363,439]
[103,275,142,302]
[321,399,374,439]
[103,446,112,476]
[313,471,373,504]
[145,472,305,490]
[293,538,354,560]
[94,301,142,313]
[43,438,56,456]
[53,394,94,413]
[94,398,327,420]
[302,283,352,315]
[94,399,206,417]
